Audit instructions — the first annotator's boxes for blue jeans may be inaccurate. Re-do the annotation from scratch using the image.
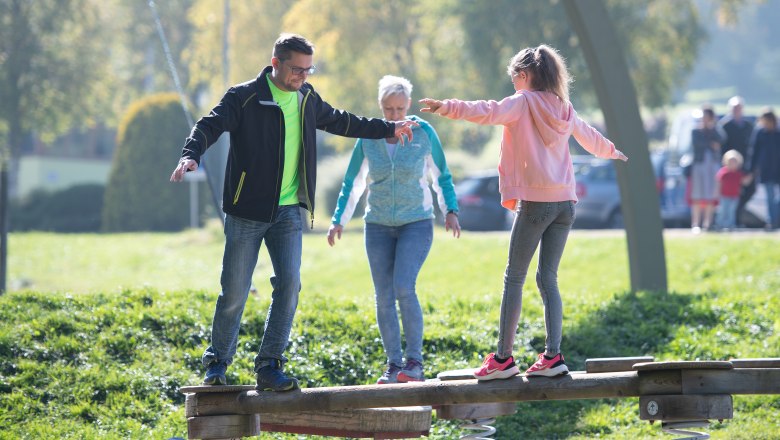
[202,206,302,372]
[765,183,780,228]
[716,196,739,229]
[365,219,433,365]
[497,201,575,358]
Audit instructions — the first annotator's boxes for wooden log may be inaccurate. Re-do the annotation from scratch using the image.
[729,358,780,368]
[259,406,431,438]
[639,395,733,422]
[638,370,681,395]
[585,356,654,373]
[187,414,260,439]
[187,372,640,416]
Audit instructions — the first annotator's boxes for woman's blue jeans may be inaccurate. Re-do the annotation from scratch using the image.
[202,206,302,372]
[365,219,433,365]
[765,182,780,228]
[497,201,575,358]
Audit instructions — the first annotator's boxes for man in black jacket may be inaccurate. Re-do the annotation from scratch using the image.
[170,34,416,391]
[719,96,755,226]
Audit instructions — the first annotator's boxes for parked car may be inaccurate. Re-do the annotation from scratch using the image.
[455,170,514,231]
[570,156,624,228]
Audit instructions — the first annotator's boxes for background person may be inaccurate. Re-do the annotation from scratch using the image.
[420,44,627,380]
[169,34,416,392]
[748,108,780,230]
[719,96,755,227]
[328,75,460,384]
[689,105,723,232]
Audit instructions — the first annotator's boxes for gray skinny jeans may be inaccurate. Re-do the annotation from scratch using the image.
[497,200,575,358]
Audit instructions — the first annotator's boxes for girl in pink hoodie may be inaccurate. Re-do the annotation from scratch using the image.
[421,44,627,380]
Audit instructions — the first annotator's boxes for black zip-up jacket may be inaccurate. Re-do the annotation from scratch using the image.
[180,66,396,224]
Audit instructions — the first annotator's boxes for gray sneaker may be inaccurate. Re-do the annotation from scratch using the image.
[203,361,227,385]
[377,363,403,384]
[397,359,424,382]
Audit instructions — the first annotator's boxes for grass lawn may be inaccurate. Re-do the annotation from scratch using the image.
[1,225,778,439]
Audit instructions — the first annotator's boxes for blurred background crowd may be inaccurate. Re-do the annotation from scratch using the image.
[2,0,779,233]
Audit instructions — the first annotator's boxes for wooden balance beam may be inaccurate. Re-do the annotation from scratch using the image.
[182,358,780,439]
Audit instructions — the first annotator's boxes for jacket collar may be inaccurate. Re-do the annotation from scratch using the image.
[255,65,312,105]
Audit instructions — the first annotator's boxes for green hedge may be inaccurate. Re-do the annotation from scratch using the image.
[102,93,207,232]
[10,184,104,232]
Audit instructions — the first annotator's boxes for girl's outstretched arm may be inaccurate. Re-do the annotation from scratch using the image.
[419,96,524,125]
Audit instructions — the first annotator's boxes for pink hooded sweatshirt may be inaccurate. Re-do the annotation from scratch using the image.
[436,90,620,211]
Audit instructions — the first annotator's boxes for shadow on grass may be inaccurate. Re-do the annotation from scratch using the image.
[495,289,719,439]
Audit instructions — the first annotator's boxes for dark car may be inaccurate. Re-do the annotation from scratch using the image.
[455,171,514,231]
[455,153,682,231]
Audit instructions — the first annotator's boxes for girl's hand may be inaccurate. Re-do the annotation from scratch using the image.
[419,98,443,114]
[612,149,628,162]
[445,212,461,238]
[327,224,343,247]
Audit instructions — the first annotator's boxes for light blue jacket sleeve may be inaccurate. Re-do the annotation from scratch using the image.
[421,121,459,213]
[331,139,369,225]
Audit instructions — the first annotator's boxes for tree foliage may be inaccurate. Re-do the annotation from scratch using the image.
[102,93,204,232]
[0,0,107,151]
[178,0,710,155]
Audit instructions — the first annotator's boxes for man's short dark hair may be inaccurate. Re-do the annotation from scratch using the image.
[273,33,314,61]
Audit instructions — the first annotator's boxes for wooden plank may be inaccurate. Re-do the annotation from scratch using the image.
[729,358,780,368]
[633,361,733,371]
[187,414,260,440]
[181,385,256,394]
[681,369,780,395]
[259,406,431,434]
[437,368,476,381]
[639,395,732,421]
[188,372,640,416]
[586,356,654,373]
[258,424,428,439]
[436,402,516,420]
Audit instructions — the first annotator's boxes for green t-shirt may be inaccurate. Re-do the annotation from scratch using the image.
[267,74,301,206]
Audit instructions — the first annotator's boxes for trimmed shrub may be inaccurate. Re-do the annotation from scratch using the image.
[102,93,207,231]
[10,184,104,232]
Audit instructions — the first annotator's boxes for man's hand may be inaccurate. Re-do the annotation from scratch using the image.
[394,120,419,144]
[419,98,443,114]
[327,224,343,247]
[170,158,198,182]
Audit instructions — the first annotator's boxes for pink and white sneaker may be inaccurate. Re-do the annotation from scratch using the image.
[525,353,569,377]
[473,353,520,380]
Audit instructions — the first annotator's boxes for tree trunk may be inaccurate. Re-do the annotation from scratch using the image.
[0,160,7,294]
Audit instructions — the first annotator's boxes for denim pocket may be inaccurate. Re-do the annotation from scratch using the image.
[519,201,551,224]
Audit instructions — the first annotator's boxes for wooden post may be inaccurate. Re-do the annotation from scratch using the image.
[639,395,733,422]
[187,414,260,439]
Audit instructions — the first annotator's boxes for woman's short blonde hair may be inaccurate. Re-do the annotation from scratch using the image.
[378,75,413,105]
